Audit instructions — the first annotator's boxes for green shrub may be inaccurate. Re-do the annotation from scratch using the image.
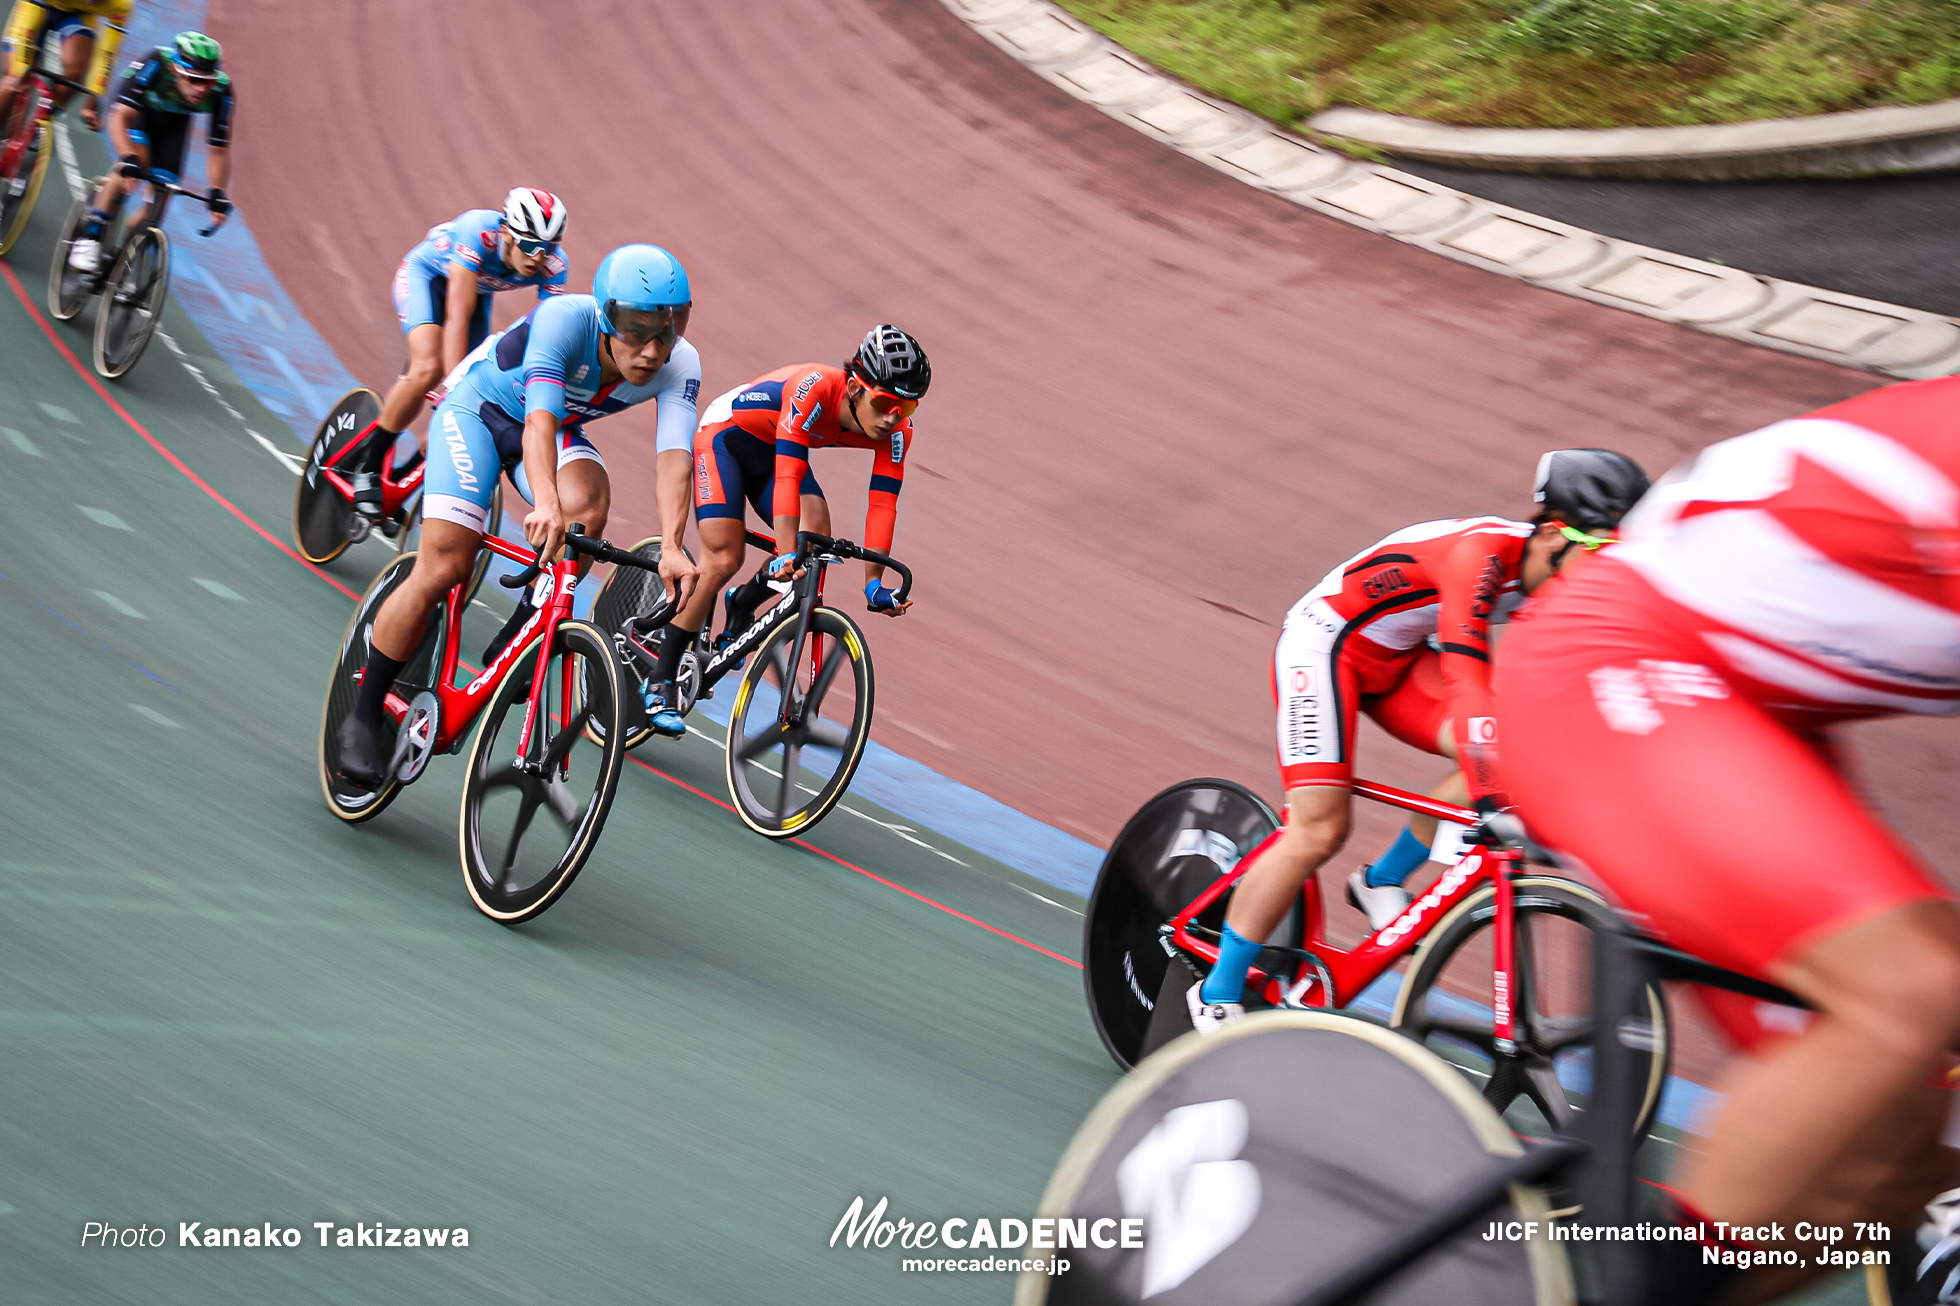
[1500,0,1789,64]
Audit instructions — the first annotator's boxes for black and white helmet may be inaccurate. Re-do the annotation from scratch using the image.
[848,324,931,401]
[503,187,567,244]
[1533,448,1650,535]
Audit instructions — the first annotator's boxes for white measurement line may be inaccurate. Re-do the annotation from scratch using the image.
[678,712,971,868]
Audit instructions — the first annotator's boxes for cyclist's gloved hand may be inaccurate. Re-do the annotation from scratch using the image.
[206,188,231,216]
[765,553,799,581]
[864,580,900,611]
[116,154,143,179]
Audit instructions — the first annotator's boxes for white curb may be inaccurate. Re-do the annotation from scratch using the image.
[939,0,1960,380]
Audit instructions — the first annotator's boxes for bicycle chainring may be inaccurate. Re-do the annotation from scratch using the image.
[676,649,702,715]
[390,691,442,784]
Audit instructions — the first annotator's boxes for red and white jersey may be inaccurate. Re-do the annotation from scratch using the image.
[1288,516,1534,799]
[1615,376,1960,716]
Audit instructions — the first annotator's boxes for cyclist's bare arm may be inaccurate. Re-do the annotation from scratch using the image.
[519,409,568,563]
[652,447,697,608]
[440,259,475,373]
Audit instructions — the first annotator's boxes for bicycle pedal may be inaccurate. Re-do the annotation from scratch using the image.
[346,515,373,545]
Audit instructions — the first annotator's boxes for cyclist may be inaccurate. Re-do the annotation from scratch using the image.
[1189,449,1650,1035]
[0,0,126,136]
[67,30,231,274]
[344,187,572,521]
[334,244,702,788]
[632,325,930,739]
[1498,385,1960,1303]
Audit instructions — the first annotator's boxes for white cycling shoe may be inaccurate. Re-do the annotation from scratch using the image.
[67,238,101,272]
[1186,981,1244,1036]
[1346,868,1412,933]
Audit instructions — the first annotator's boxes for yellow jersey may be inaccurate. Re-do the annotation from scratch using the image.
[3,0,132,96]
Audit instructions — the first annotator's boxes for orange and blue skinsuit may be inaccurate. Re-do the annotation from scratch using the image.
[693,363,911,553]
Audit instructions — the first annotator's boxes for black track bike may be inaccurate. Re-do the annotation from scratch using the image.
[584,529,911,839]
[49,165,219,378]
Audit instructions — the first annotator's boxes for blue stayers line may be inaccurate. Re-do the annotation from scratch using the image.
[85,1,1111,900]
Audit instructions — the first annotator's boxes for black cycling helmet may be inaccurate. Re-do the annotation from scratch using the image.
[1532,448,1650,536]
[847,324,931,401]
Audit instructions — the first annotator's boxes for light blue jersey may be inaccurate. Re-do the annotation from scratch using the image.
[422,295,702,534]
[391,209,569,341]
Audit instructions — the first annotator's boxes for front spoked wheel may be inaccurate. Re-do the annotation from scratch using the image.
[93,225,169,378]
[1390,876,1672,1141]
[0,112,50,258]
[724,605,872,839]
[460,619,626,923]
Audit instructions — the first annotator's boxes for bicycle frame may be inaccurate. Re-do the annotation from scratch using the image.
[315,438,426,521]
[1169,778,1531,1050]
[0,64,85,178]
[614,528,909,729]
[375,533,573,766]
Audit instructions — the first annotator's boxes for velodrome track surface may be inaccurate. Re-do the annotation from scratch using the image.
[211,0,1960,882]
[0,7,1939,1305]
[0,150,1107,1298]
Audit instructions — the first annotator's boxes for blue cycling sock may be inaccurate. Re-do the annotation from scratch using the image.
[1365,828,1430,888]
[1199,922,1264,1005]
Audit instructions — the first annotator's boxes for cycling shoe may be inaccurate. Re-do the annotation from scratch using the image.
[336,714,390,789]
[1186,982,1243,1037]
[643,680,686,738]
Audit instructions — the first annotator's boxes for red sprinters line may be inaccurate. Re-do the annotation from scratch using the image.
[0,259,359,600]
[625,754,1082,969]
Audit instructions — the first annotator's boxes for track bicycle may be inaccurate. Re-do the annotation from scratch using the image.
[319,524,657,923]
[292,387,501,585]
[1083,778,1674,1141]
[1028,812,1820,1306]
[48,164,219,378]
[584,528,911,839]
[0,17,90,257]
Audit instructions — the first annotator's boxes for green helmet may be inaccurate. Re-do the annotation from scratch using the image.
[170,31,223,76]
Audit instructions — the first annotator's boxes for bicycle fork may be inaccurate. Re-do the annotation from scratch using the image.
[1490,850,1522,1055]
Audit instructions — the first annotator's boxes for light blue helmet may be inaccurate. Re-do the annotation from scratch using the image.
[592,244,691,337]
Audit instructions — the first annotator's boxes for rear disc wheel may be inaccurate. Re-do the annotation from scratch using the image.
[293,389,381,564]
[319,553,444,822]
[1082,779,1286,1071]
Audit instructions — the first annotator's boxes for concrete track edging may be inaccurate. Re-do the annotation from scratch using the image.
[940,0,1960,380]
[1308,101,1960,181]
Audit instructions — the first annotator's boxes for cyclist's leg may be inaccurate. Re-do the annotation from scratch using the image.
[1196,602,1365,1017]
[362,267,449,507]
[337,401,497,782]
[1357,651,1467,898]
[0,0,46,123]
[1501,565,1960,1250]
[50,16,89,108]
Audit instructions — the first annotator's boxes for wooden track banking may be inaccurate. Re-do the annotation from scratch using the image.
[213,0,1952,881]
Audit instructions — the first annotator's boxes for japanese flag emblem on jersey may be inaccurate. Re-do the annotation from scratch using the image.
[1466,716,1498,745]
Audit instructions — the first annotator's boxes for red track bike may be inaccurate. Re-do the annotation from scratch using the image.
[319,524,655,923]
[1082,777,1675,1138]
[293,388,501,580]
[0,12,88,257]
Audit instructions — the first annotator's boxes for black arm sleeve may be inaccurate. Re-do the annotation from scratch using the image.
[205,85,234,149]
